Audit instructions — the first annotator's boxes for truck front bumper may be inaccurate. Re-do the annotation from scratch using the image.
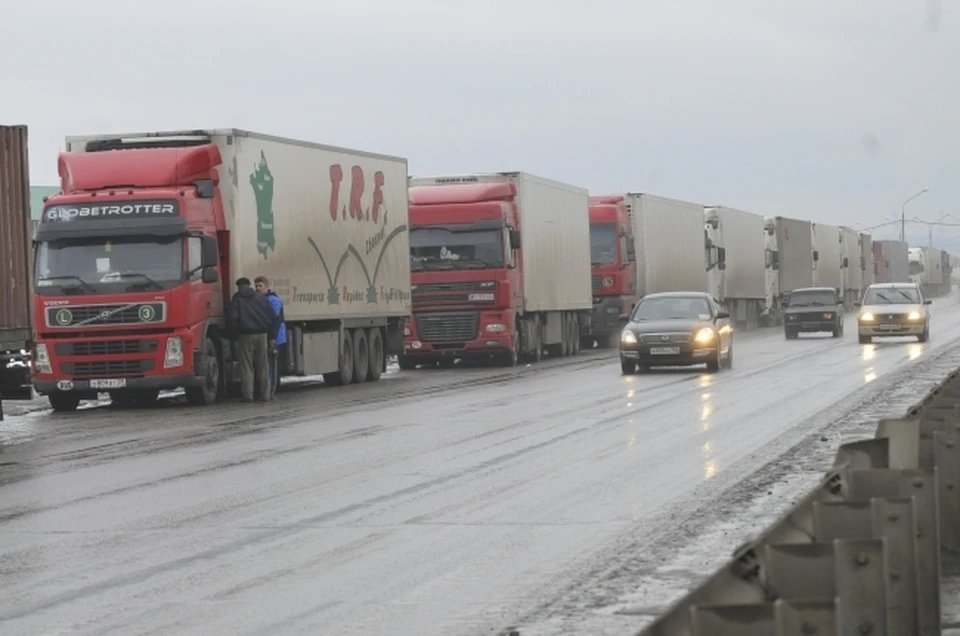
[35,373,203,396]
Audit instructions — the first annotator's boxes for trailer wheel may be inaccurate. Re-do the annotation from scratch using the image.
[352,329,369,384]
[324,329,354,386]
[49,393,81,412]
[571,315,581,355]
[366,328,384,381]
[561,314,571,356]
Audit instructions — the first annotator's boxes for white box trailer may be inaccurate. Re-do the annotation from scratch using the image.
[860,233,875,288]
[923,246,943,286]
[704,205,766,327]
[840,226,863,307]
[878,240,910,283]
[627,193,707,297]
[774,217,814,292]
[813,222,843,291]
[64,128,412,388]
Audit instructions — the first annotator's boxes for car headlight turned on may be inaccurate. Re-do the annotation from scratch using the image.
[908,311,922,320]
[621,329,637,345]
[860,312,875,322]
[694,328,715,344]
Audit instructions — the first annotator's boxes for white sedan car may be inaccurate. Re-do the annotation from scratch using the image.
[855,282,931,344]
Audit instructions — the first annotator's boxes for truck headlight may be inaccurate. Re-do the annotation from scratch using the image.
[485,323,507,332]
[164,336,183,369]
[403,326,411,336]
[694,328,716,343]
[34,343,52,374]
[621,330,637,345]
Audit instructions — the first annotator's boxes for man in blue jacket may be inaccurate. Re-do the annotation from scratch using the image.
[254,276,287,397]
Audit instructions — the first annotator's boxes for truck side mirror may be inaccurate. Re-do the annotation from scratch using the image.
[509,228,521,250]
[717,247,727,270]
[618,313,631,322]
[813,250,820,262]
[626,244,636,262]
[201,268,219,284]
[201,236,219,268]
[842,257,849,268]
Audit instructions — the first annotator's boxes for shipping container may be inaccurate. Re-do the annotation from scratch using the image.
[0,124,35,411]
[774,216,814,292]
[812,222,843,291]
[628,193,707,296]
[0,125,33,350]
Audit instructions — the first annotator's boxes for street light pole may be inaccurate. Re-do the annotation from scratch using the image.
[901,188,930,242]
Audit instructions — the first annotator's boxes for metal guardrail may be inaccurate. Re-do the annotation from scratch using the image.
[637,367,960,636]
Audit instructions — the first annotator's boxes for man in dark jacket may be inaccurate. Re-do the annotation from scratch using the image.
[226,277,280,402]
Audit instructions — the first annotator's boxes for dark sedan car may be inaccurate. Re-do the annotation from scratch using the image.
[618,292,733,374]
[782,287,844,339]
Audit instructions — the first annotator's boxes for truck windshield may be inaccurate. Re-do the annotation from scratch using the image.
[35,236,183,295]
[590,222,617,265]
[410,227,504,270]
[785,291,836,306]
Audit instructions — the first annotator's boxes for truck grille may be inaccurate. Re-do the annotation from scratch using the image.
[592,275,602,291]
[45,302,166,328]
[61,359,155,377]
[416,312,480,343]
[55,340,159,356]
[411,282,495,311]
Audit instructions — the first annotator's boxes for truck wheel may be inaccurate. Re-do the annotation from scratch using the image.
[562,314,572,356]
[186,337,221,406]
[49,393,81,412]
[352,329,369,384]
[571,315,581,354]
[502,330,519,367]
[397,355,417,371]
[324,329,354,386]
[366,328,384,381]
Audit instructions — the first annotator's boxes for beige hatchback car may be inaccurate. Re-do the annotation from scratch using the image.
[855,282,931,344]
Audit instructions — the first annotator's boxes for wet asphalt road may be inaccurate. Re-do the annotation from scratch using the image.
[2,294,960,636]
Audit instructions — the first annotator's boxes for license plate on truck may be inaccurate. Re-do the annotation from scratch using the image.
[649,346,680,355]
[89,379,127,389]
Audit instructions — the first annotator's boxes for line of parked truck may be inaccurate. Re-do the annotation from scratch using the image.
[0,125,955,415]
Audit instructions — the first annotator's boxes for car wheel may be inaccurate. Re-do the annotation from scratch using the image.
[724,344,734,369]
[620,358,636,375]
[706,345,722,372]
[858,334,871,344]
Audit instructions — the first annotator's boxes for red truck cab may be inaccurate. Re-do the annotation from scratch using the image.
[400,181,523,368]
[586,195,637,347]
[32,141,226,411]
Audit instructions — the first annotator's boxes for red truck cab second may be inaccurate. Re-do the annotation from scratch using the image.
[584,195,637,348]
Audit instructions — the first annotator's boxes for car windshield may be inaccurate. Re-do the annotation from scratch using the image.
[863,287,920,304]
[590,222,617,265]
[35,236,184,296]
[410,227,504,270]
[632,296,712,321]
[786,291,836,306]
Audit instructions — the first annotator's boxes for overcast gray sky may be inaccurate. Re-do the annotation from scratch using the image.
[2,0,955,244]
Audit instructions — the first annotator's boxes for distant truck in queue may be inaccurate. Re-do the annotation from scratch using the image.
[31,129,411,411]
[402,172,592,367]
